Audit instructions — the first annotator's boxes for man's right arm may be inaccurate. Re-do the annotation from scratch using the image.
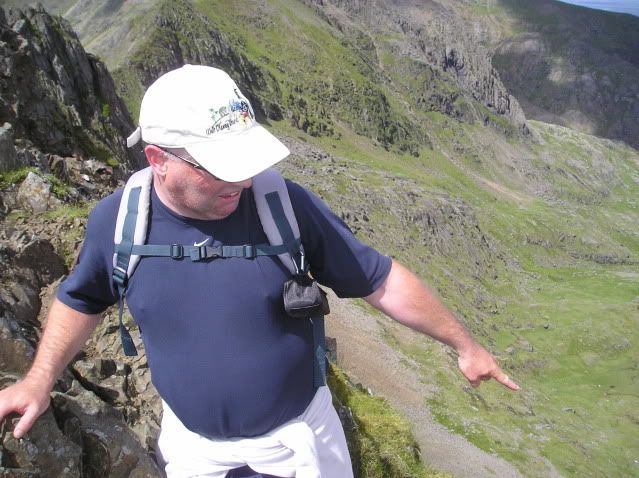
[0,298,101,438]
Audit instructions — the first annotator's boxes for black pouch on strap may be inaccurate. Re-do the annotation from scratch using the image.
[283,274,330,319]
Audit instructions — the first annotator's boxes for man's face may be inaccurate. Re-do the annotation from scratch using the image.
[153,148,253,220]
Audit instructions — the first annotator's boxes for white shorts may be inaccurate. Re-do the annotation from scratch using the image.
[157,386,354,478]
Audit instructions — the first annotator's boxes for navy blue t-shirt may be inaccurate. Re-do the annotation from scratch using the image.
[57,179,391,438]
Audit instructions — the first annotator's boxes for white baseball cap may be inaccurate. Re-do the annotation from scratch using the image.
[126,64,290,182]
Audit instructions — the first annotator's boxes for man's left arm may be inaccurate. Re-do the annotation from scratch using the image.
[364,259,520,391]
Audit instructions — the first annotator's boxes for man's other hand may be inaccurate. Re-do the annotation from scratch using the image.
[0,378,51,439]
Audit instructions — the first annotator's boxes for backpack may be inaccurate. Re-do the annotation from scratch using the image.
[111,167,327,387]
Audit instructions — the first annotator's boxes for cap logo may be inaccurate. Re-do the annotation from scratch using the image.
[206,94,255,136]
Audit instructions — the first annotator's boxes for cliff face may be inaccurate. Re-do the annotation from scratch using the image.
[491,0,639,149]
[309,0,639,150]
[306,0,528,130]
[0,5,140,171]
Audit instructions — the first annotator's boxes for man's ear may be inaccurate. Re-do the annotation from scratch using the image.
[145,145,169,176]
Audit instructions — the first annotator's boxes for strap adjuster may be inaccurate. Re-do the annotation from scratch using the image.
[113,265,128,286]
[170,244,184,259]
[242,244,255,258]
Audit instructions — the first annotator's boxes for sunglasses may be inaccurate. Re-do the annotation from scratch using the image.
[160,148,221,180]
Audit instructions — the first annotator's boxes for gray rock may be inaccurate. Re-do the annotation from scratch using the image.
[15,172,54,213]
[50,388,163,478]
[1,407,82,477]
[0,6,141,170]
[11,151,30,170]
[72,359,130,407]
[0,312,35,375]
[14,238,66,287]
[0,123,17,172]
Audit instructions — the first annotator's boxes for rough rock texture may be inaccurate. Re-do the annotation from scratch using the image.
[0,5,141,171]
[1,391,83,477]
[0,123,17,172]
[15,171,62,212]
[492,0,639,149]
[0,179,163,476]
[305,0,529,132]
[0,42,162,467]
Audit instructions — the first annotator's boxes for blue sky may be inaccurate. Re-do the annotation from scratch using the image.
[556,0,639,17]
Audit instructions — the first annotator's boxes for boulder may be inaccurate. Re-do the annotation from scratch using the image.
[50,386,163,478]
[1,402,82,477]
[15,172,60,213]
[14,238,66,287]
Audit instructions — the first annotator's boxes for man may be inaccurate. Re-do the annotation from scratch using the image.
[0,65,518,478]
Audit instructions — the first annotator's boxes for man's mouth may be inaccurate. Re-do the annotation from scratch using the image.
[219,191,240,199]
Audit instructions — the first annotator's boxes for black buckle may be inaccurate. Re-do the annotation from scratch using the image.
[113,266,128,286]
[190,245,223,262]
[207,245,223,259]
[170,244,184,259]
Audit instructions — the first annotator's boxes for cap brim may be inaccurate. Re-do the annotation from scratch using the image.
[185,125,290,182]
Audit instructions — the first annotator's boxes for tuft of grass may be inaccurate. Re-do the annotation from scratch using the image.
[45,204,91,267]
[0,167,37,189]
[44,204,91,221]
[44,173,71,199]
[0,168,71,199]
[328,364,450,478]
[105,158,120,168]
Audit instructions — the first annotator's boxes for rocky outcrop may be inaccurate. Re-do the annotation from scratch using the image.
[0,5,141,172]
[304,0,529,133]
[492,0,639,149]
[0,52,161,468]
[0,181,162,476]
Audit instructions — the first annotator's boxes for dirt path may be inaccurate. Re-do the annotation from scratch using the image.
[326,294,524,478]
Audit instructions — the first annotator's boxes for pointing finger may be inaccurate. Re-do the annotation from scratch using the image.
[495,371,520,391]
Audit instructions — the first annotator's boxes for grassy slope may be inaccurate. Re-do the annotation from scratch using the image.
[183,3,639,477]
[329,365,450,478]
[424,123,639,478]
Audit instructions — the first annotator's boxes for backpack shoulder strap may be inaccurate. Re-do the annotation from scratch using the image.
[111,166,153,356]
[252,168,305,276]
[253,169,327,387]
[113,166,153,280]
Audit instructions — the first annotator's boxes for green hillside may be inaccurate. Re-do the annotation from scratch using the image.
[9,0,638,476]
